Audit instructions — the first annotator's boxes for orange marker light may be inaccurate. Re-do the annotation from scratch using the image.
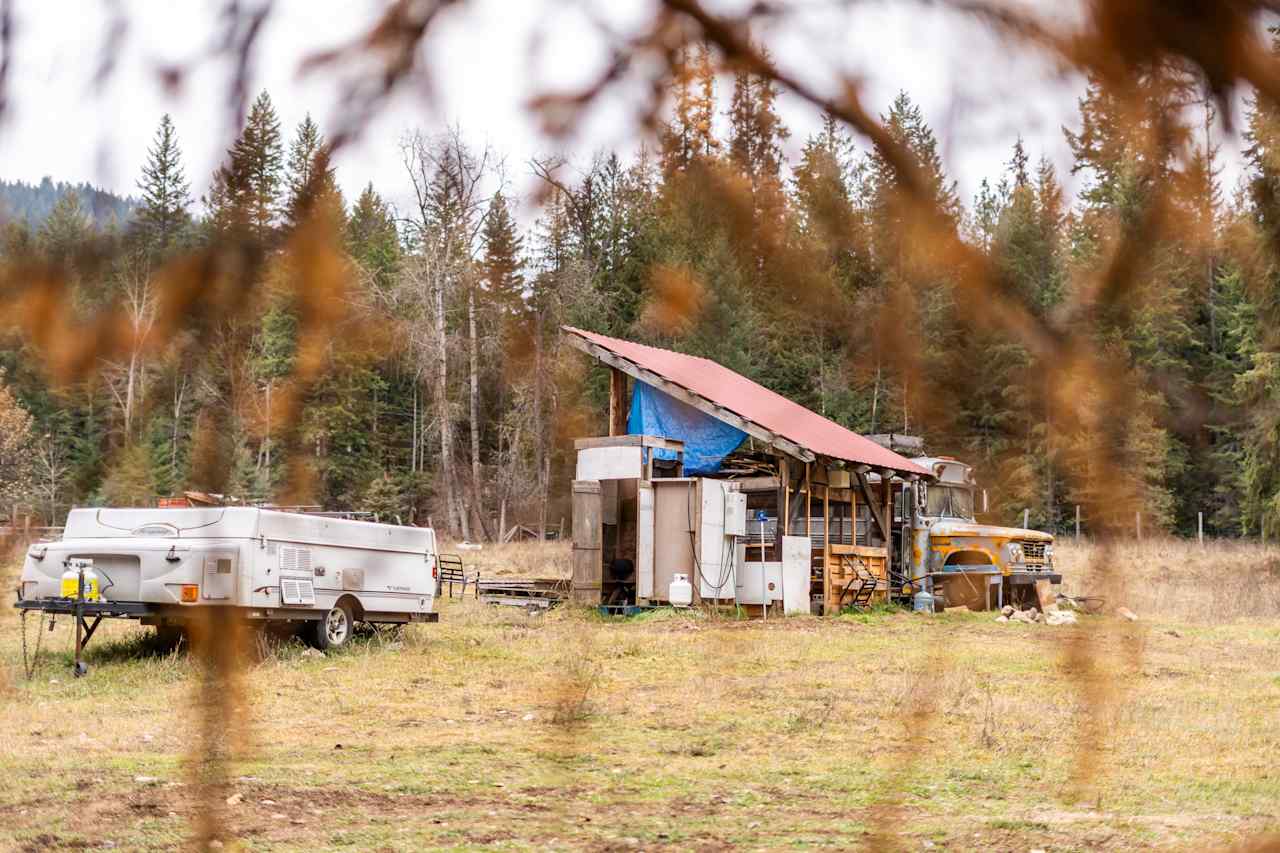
[180,585,199,603]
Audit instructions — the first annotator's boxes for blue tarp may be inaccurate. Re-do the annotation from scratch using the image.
[627,380,747,475]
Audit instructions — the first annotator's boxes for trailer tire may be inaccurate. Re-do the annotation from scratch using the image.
[311,602,353,651]
[153,625,186,653]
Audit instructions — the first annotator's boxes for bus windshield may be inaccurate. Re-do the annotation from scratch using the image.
[925,486,975,520]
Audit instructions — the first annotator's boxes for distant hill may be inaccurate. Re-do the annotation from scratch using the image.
[0,177,137,230]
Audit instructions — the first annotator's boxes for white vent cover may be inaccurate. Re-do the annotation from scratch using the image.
[279,577,316,606]
[279,546,313,575]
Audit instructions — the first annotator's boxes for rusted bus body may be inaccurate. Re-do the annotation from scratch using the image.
[884,455,1060,610]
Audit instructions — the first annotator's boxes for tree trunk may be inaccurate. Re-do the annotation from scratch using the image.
[533,316,546,541]
[124,352,138,441]
[171,374,186,479]
[870,361,881,435]
[468,286,489,540]
[436,277,466,540]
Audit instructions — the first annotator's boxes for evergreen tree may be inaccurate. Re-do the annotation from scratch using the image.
[135,114,192,254]
[1060,67,1206,530]
[660,44,718,175]
[726,48,789,202]
[347,183,401,288]
[480,191,525,320]
[38,192,93,264]
[209,91,284,243]
[361,471,407,522]
[284,113,340,229]
[239,91,285,241]
[98,444,157,507]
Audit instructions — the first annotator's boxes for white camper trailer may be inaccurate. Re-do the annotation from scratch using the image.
[16,507,439,651]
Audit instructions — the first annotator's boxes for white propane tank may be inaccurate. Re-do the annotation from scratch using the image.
[669,573,693,608]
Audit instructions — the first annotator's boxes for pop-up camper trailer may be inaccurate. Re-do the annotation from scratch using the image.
[17,507,439,653]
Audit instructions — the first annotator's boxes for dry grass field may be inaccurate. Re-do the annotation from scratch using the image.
[0,538,1278,851]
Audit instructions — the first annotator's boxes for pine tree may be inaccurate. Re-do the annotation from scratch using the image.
[135,114,192,254]
[99,443,157,507]
[38,192,92,263]
[481,191,525,320]
[284,113,340,229]
[361,471,407,522]
[660,44,718,175]
[347,184,401,289]
[215,90,282,242]
[726,49,789,188]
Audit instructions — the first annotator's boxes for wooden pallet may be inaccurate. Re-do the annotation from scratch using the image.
[824,545,888,615]
[477,578,571,610]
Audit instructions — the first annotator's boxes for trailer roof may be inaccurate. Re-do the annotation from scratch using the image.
[563,327,929,477]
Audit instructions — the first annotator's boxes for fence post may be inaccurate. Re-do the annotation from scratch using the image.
[1023,508,1030,530]
[1075,505,1081,540]
[1136,511,1142,541]
[1198,511,1203,547]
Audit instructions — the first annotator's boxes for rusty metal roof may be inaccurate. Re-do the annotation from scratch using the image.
[563,327,930,477]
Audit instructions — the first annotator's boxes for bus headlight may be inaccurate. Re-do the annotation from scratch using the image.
[1007,543,1024,565]
[1044,542,1054,564]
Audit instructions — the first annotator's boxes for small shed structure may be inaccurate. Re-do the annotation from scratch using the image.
[563,327,929,614]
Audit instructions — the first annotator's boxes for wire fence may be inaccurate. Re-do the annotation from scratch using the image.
[3,1,1280,849]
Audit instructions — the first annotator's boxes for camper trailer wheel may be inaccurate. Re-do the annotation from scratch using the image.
[154,625,186,652]
[312,603,353,650]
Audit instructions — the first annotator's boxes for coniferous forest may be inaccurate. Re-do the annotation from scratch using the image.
[3,46,1280,542]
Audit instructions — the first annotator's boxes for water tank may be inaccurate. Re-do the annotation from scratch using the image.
[669,573,693,608]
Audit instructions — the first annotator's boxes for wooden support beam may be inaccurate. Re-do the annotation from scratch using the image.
[855,469,890,545]
[803,462,811,536]
[881,468,894,582]
[564,332,816,463]
[822,482,830,607]
[608,367,628,436]
[781,457,790,537]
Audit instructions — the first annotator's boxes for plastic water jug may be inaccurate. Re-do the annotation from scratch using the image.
[912,589,935,613]
[60,564,101,601]
[669,573,693,608]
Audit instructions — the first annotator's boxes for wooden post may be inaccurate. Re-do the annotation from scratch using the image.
[881,469,893,593]
[803,462,811,536]
[850,477,858,546]
[608,368,628,437]
[1136,511,1142,541]
[1075,505,1081,540]
[781,457,790,537]
[822,481,830,613]
[1198,511,1204,546]
[1023,508,1030,530]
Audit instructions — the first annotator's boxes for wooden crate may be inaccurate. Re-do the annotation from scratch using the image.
[824,544,888,615]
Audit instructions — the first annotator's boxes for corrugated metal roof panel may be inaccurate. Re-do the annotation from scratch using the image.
[563,327,930,477]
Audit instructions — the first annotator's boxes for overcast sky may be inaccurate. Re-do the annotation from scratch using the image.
[0,0,1251,223]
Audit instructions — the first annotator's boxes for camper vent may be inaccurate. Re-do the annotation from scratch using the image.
[279,545,313,575]
[279,577,316,606]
